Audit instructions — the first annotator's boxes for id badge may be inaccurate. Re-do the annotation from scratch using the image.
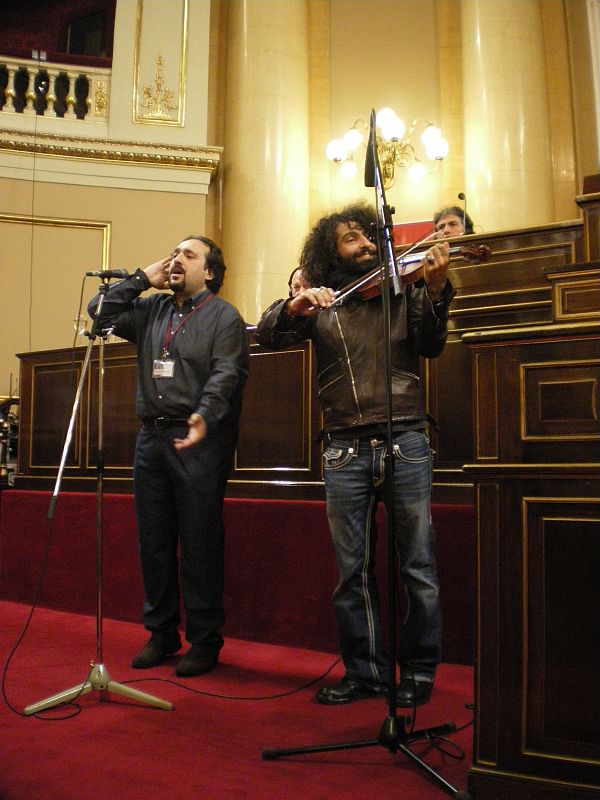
[153,359,175,378]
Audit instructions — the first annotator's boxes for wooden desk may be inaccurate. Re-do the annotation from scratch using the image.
[463,276,600,797]
[14,216,591,502]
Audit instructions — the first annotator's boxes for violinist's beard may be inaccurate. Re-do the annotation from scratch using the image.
[327,253,378,290]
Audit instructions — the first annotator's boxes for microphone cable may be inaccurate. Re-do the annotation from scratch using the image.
[1,274,92,720]
[1,61,95,716]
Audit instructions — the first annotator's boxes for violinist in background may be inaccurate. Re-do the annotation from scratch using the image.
[433,204,474,238]
[256,266,310,326]
[256,201,453,708]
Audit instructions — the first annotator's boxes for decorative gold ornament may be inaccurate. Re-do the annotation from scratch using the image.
[140,55,176,120]
[0,126,221,175]
[94,81,107,116]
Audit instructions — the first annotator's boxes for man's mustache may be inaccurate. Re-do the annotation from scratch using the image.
[353,248,376,259]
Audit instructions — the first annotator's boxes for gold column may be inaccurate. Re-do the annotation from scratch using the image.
[437,0,465,209]
[221,0,310,324]
[307,0,331,226]
[462,0,554,232]
[540,1,577,220]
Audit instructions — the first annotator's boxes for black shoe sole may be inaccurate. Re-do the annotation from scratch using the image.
[396,685,433,707]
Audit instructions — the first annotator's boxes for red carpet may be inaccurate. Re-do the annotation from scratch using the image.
[1,600,474,800]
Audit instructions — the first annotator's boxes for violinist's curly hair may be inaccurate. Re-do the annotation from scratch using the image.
[299,202,378,286]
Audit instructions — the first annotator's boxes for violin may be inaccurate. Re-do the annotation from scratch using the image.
[331,244,492,307]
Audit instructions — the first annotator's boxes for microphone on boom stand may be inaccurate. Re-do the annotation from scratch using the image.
[85,269,129,279]
[364,114,376,188]
[457,192,467,233]
[457,192,473,234]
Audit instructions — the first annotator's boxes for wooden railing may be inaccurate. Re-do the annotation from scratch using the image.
[14,209,598,503]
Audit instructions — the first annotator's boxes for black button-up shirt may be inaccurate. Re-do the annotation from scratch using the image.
[88,270,249,431]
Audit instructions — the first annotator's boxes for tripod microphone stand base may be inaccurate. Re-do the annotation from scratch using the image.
[24,662,173,715]
[263,712,470,800]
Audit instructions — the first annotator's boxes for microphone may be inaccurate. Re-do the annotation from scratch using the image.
[85,269,129,279]
[457,192,468,234]
[364,109,377,188]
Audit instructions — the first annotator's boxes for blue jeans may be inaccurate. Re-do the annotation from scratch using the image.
[323,430,441,686]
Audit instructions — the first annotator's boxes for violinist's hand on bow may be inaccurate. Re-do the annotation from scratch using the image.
[286,285,336,317]
[421,241,450,301]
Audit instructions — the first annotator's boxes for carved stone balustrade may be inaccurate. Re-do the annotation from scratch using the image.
[0,54,110,121]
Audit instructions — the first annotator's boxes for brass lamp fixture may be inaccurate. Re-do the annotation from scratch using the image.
[326,107,449,188]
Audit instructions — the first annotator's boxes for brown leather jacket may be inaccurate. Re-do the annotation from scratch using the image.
[256,281,455,434]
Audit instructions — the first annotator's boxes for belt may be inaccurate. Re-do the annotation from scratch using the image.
[142,417,189,429]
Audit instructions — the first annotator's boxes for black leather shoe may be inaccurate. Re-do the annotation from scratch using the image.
[131,633,182,669]
[396,678,433,707]
[316,678,388,705]
[175,645,220,677]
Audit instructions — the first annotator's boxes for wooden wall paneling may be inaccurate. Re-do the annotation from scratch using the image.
[546,264,600,323]
[15,337,326,497]
[464,312,600,798]
[12,217,592,501]
[446,221,584,337]
[88,345,139,471]
[473,480,501,768]
[473,350,499,461]
[468,473,600,799]
[431,220,584,502]
[18,349,87,480]
[576,192,600,261]
[524,496,600,762]
[424,342,475,503]
[229,338,325,499]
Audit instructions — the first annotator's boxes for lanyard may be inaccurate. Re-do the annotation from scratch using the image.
[161,293,215,357]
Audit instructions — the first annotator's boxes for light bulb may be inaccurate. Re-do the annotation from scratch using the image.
[381,116,405,141]
[376,107,397,130]
[326,138,348,162]
[340,159,358,179]
[421,125,441,147]
[430,137,449,159]
[408,162,426,182]
[342,127,363,152]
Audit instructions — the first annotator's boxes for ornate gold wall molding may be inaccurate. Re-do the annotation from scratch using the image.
[0,211,111,269]
[0,127,220,172]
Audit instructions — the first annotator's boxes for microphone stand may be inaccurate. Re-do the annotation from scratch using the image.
[262,111,468,800]
[24,277,172,715]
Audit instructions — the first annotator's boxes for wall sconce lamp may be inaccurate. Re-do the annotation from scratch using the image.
[326,107,449,188]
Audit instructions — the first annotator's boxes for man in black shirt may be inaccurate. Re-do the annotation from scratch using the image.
[89,236,248,676]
